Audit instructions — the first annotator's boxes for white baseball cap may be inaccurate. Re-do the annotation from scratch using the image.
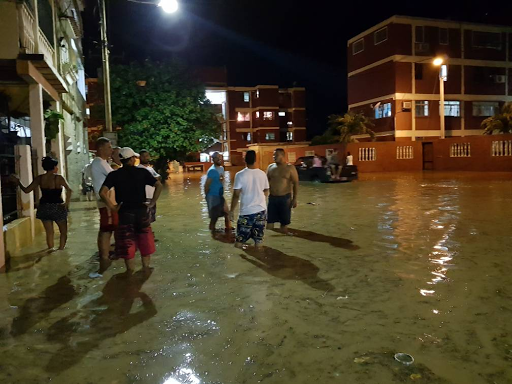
[119,147,140,159]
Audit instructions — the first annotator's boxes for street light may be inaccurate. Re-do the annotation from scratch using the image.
[99,0,179,135]
[158,0,179,13]
[433,56,447,139]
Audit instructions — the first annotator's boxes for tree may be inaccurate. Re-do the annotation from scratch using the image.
[111,60,221,178]
[482,102,512,135]
[328,111,375,143]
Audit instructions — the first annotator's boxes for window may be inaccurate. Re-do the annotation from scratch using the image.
[255,111,260,119]
[86,108,90,117]
[265,133,275,140]
[286,131,293,141]
[237,112,250,122]
[472,31,501,49]
[243,92,250,102]
[278,111,286,117]
[263,111,274,120]
[439,28,449,45]
[375,103,392,119]
[472,102,499,117]
[444,101,460,117]
[287,121,293,126]
[415,63,423,80]
[374,27,388,45]
[256,90,260,98]
[352,38,364,55]
[246,133,251,141]
[415,26,425,43]
[415,101,429,117]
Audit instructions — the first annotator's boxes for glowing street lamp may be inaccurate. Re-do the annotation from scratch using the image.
[158,0,179,13]
[433,57,448,139]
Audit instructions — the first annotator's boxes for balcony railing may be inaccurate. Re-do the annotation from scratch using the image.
[17,2,55,68]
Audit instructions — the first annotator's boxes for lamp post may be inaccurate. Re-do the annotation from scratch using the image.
[433,57,447,139]
[98,0,179,134]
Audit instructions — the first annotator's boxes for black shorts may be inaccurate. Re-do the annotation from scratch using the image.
[267,194,292,226]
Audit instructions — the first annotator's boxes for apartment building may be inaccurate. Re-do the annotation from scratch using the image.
[347,15,512,141]
[0,0,88,267]
[206,85,307,165]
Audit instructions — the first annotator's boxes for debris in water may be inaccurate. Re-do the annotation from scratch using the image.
[354,357,371,364]
[307,202,316,205]
[337,295,349,300]
[394,353,414,365]
[410,373,422,380]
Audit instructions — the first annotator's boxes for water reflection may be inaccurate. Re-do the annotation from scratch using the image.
[45,270,156,373]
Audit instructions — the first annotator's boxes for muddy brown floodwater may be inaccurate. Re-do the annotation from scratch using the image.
[0,172,511,384]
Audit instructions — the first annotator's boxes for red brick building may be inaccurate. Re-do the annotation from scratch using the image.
[347,16,512,141]
[206,85,307,165]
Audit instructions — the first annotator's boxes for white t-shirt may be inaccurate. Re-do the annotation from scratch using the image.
[346,155,353,166]
[233,168,269,216]
[138,164,160,199]
[89,157,114,207]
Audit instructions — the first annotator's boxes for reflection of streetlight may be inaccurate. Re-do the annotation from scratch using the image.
[159,0,179,13]
[433,56,447,139]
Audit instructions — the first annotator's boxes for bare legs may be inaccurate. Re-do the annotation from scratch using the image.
[42,221,55,250]
[97,231,113,275]
[55,220,68,250]
[124,256,151,274]
[42,220,68,251]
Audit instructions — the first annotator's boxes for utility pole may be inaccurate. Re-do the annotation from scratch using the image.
[99,0,113,133]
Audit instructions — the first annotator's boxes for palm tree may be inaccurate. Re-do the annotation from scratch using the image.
[482,102,512,135]
[328,111,376,143]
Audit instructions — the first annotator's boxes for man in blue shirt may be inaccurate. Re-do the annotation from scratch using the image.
[204,152,232,233]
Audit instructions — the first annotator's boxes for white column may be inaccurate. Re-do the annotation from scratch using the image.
[16,145,35,239]
[439,74,445,139]
[29,83,46,175]
[0,177,5,271]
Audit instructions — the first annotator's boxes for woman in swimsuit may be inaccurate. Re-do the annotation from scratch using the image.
[10,157,73,251]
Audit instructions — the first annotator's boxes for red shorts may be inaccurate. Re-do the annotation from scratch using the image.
[113,208,155,260]
[99,207,119,232]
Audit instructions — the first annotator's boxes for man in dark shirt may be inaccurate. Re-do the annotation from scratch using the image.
[100,147,163,273]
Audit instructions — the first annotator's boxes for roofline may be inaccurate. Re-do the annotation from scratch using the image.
[347,15,512,46]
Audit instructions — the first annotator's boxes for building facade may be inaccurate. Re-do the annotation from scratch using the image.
[347,15,512,141]
[206,85,307,165]
[0,0,88,267]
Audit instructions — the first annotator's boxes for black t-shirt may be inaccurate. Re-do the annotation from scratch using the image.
[102,166,157,209]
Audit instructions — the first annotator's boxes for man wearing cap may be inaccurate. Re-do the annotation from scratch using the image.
[99,147,163,272]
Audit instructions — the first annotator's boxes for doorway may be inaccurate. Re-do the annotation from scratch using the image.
[422,142,434,170]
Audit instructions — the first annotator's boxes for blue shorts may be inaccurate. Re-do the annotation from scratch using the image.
[267,194,292,226]
[206,195,226,220]
[236,210,267,245]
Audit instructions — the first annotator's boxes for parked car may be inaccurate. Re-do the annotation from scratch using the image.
[294,156,358,182]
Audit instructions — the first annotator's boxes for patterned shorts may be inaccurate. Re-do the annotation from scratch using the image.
[36,203,67,222]
[236,210,267,245]
[113,207,155,260]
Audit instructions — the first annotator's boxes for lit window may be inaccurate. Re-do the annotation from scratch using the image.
[375,102,392,119]
[374,27,388,45]
[265,133,275,140]
[244,92,250,102]
[415,26,425,43]
[415,101,429,117]
[287,121,293,126]
[237,112,250,122]
[472,31,501,50]
[278,111,286,117]
[439,28,449,45]
[255,111,260,119]
[444,101,460,117]
[256,90,260,98]
[472,101,499,117]
[286,131,293,141]
[244,133,251,141]
[263,112,274,120]
[352,38,364,55]
[86,108,90,117]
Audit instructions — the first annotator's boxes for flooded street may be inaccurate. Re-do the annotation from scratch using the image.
[1,172,511,384]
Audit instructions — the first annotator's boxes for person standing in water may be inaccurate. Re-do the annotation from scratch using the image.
[266,148,299,234]
[204,152,232,233]
[230,150,269,248]
[137,150,161,224]
[10,157,72,251]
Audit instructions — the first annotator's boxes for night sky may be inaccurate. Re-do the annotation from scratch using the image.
[83,0,512,138]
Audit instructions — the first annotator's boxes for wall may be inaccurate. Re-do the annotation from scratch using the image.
[347,141,423,172]
[0,2,20,60]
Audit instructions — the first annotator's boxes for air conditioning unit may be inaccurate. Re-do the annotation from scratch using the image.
[402,101,412,110]
[415,43,430,52]
[494,75,506,84]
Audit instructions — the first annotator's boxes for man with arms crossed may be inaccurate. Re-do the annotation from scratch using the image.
[205,152,232,233]
[230,150,269,249]
[266,148,299,235]
[100,148,163,273]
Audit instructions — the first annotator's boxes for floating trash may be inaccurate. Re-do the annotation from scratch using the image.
[353,357,370,364]
[394,353,414,365]
[410,373,422,380]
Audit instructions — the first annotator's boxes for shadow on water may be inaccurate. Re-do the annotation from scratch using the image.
[240,246,335,292]
[10,275,77,337]
[211,231,235,244]
[45,270,157,374]
[6,250,54,273]
[274,228,360,250]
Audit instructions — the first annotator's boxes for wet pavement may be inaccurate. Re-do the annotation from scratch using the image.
[0,172,511,384]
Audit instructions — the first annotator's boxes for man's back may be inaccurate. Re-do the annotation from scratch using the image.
[103,166,157,209]
[234,168,269,215]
